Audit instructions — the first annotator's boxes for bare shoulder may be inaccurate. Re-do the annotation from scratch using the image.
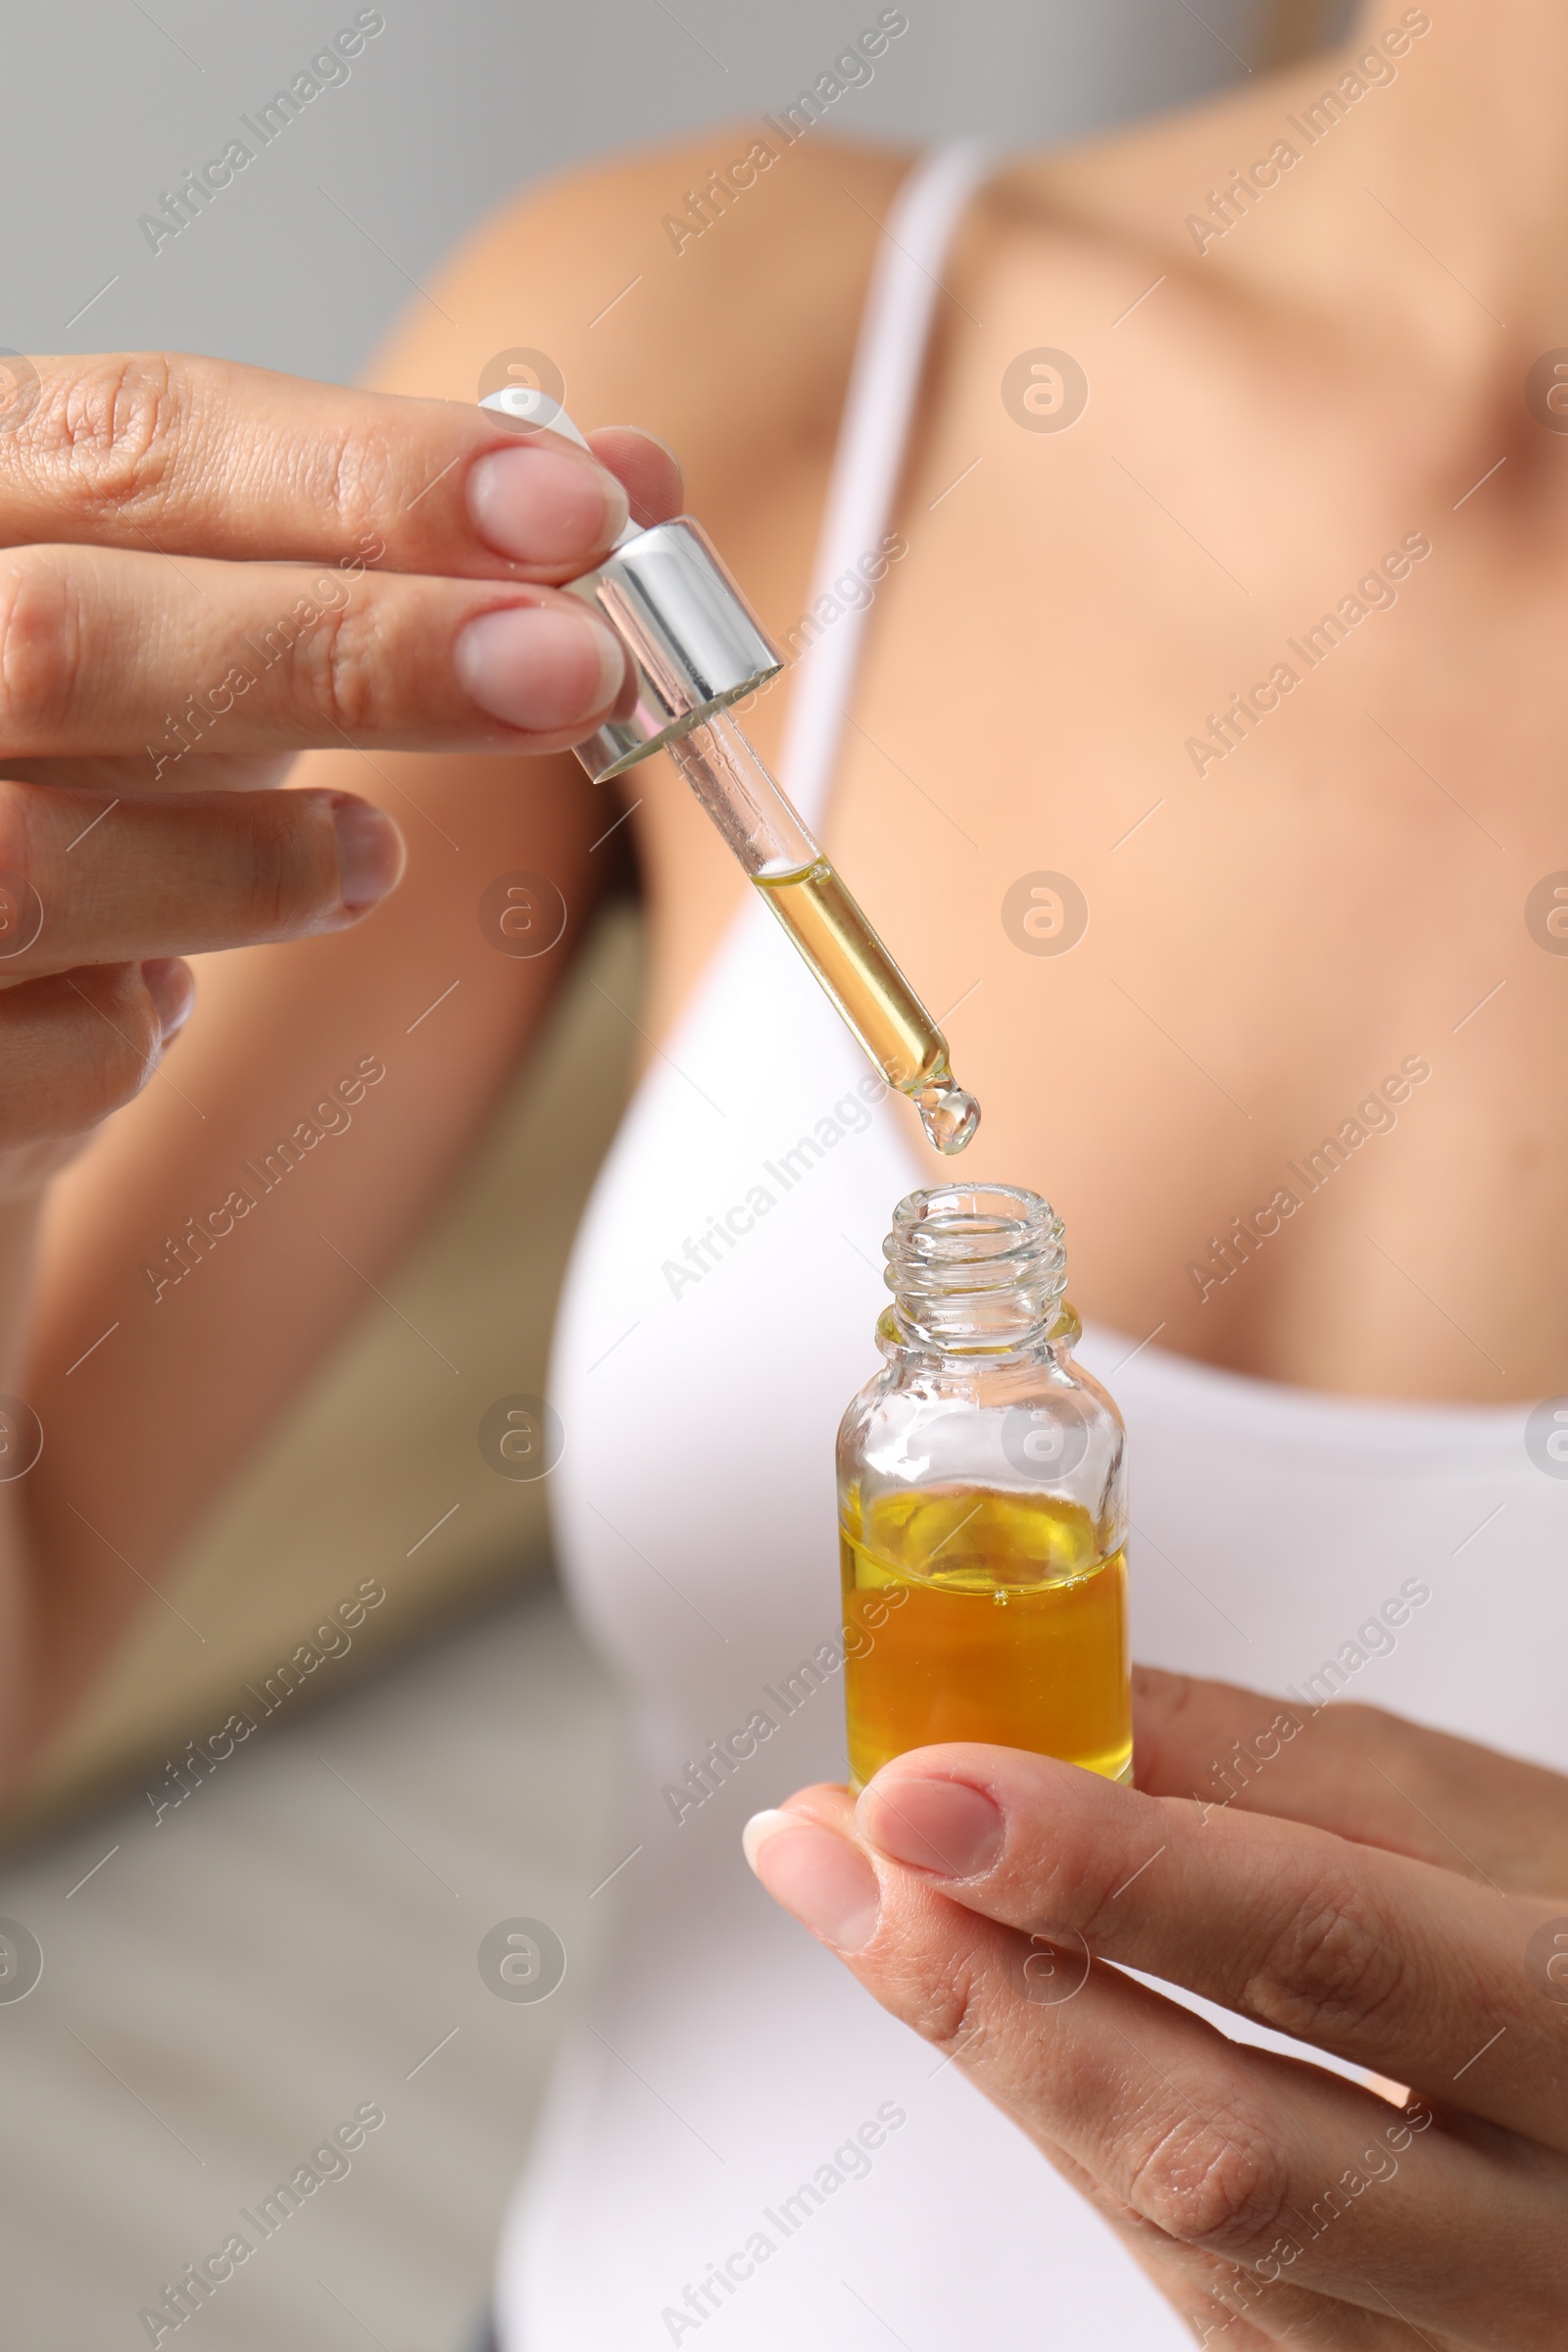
[362,131,913,515]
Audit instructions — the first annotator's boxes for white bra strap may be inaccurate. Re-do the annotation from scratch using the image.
[774,140,996,833]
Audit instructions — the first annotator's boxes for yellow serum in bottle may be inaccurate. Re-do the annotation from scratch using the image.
[837,1185,1131,1789]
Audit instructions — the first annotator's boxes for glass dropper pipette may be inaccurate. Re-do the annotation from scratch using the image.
[479,386,980,1152]
[664,708,979,1152]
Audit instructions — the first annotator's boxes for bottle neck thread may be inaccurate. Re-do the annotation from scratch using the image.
[884,1184,1068,1354]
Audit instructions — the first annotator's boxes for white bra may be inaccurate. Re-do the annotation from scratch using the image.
[495,143,1566,2352]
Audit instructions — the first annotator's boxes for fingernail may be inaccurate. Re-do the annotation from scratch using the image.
[455,605,624,732]
[467,445,629,564]
[142,956,195,1040]
[742,1811,881,1954]
[328,795,406,912]
[857,1776,1004,1879]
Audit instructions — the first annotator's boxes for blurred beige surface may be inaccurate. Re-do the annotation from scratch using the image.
[0,902,643,2351]
[0,1575,630,2352]
[16,900,643,1837]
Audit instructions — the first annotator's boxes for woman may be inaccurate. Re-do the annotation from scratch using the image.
[3,0,1565,2341]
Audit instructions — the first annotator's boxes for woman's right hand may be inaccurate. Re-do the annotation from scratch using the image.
[0,350,679,1200]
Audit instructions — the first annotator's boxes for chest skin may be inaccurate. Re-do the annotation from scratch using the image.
[626,165,1568,1406]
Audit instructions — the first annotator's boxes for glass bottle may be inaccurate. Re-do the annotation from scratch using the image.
[837,1183,1131,1789]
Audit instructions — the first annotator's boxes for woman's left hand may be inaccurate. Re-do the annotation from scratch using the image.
[744,1671,1568,2347]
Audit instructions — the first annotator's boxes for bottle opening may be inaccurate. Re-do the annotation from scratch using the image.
[884,1183,1067,1350]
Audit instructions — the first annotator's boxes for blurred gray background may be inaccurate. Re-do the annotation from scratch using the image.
[8,0,1295,379]
[0,5,1346,2350]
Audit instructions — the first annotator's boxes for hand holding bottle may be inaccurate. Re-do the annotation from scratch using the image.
[747,1670,1568,2348]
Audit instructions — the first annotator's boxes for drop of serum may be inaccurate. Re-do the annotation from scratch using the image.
[915,1076,982,1154]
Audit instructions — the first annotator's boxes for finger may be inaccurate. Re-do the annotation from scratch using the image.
[1122,2212,1451,2349]
[1133,1665,1568,1901]
[0,545,627,762]
[0,753,303,798]
[852,1745,1568,2148]
[1,354,681,580]
[0,959,192,1146]
[747,1793,1566,2344]
[585,425,684,530]
[1126,2234,1431,2348]
[0,783,404,977]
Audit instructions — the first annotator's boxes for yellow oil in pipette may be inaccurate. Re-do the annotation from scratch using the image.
[754,860,979,1152]
[663,710,979,1152]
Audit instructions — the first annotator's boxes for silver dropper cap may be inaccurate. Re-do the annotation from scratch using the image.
[563,518,783,781]
[479,385,783,783]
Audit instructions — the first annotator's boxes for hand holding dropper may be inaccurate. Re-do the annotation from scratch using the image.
[481,385,980,1152]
